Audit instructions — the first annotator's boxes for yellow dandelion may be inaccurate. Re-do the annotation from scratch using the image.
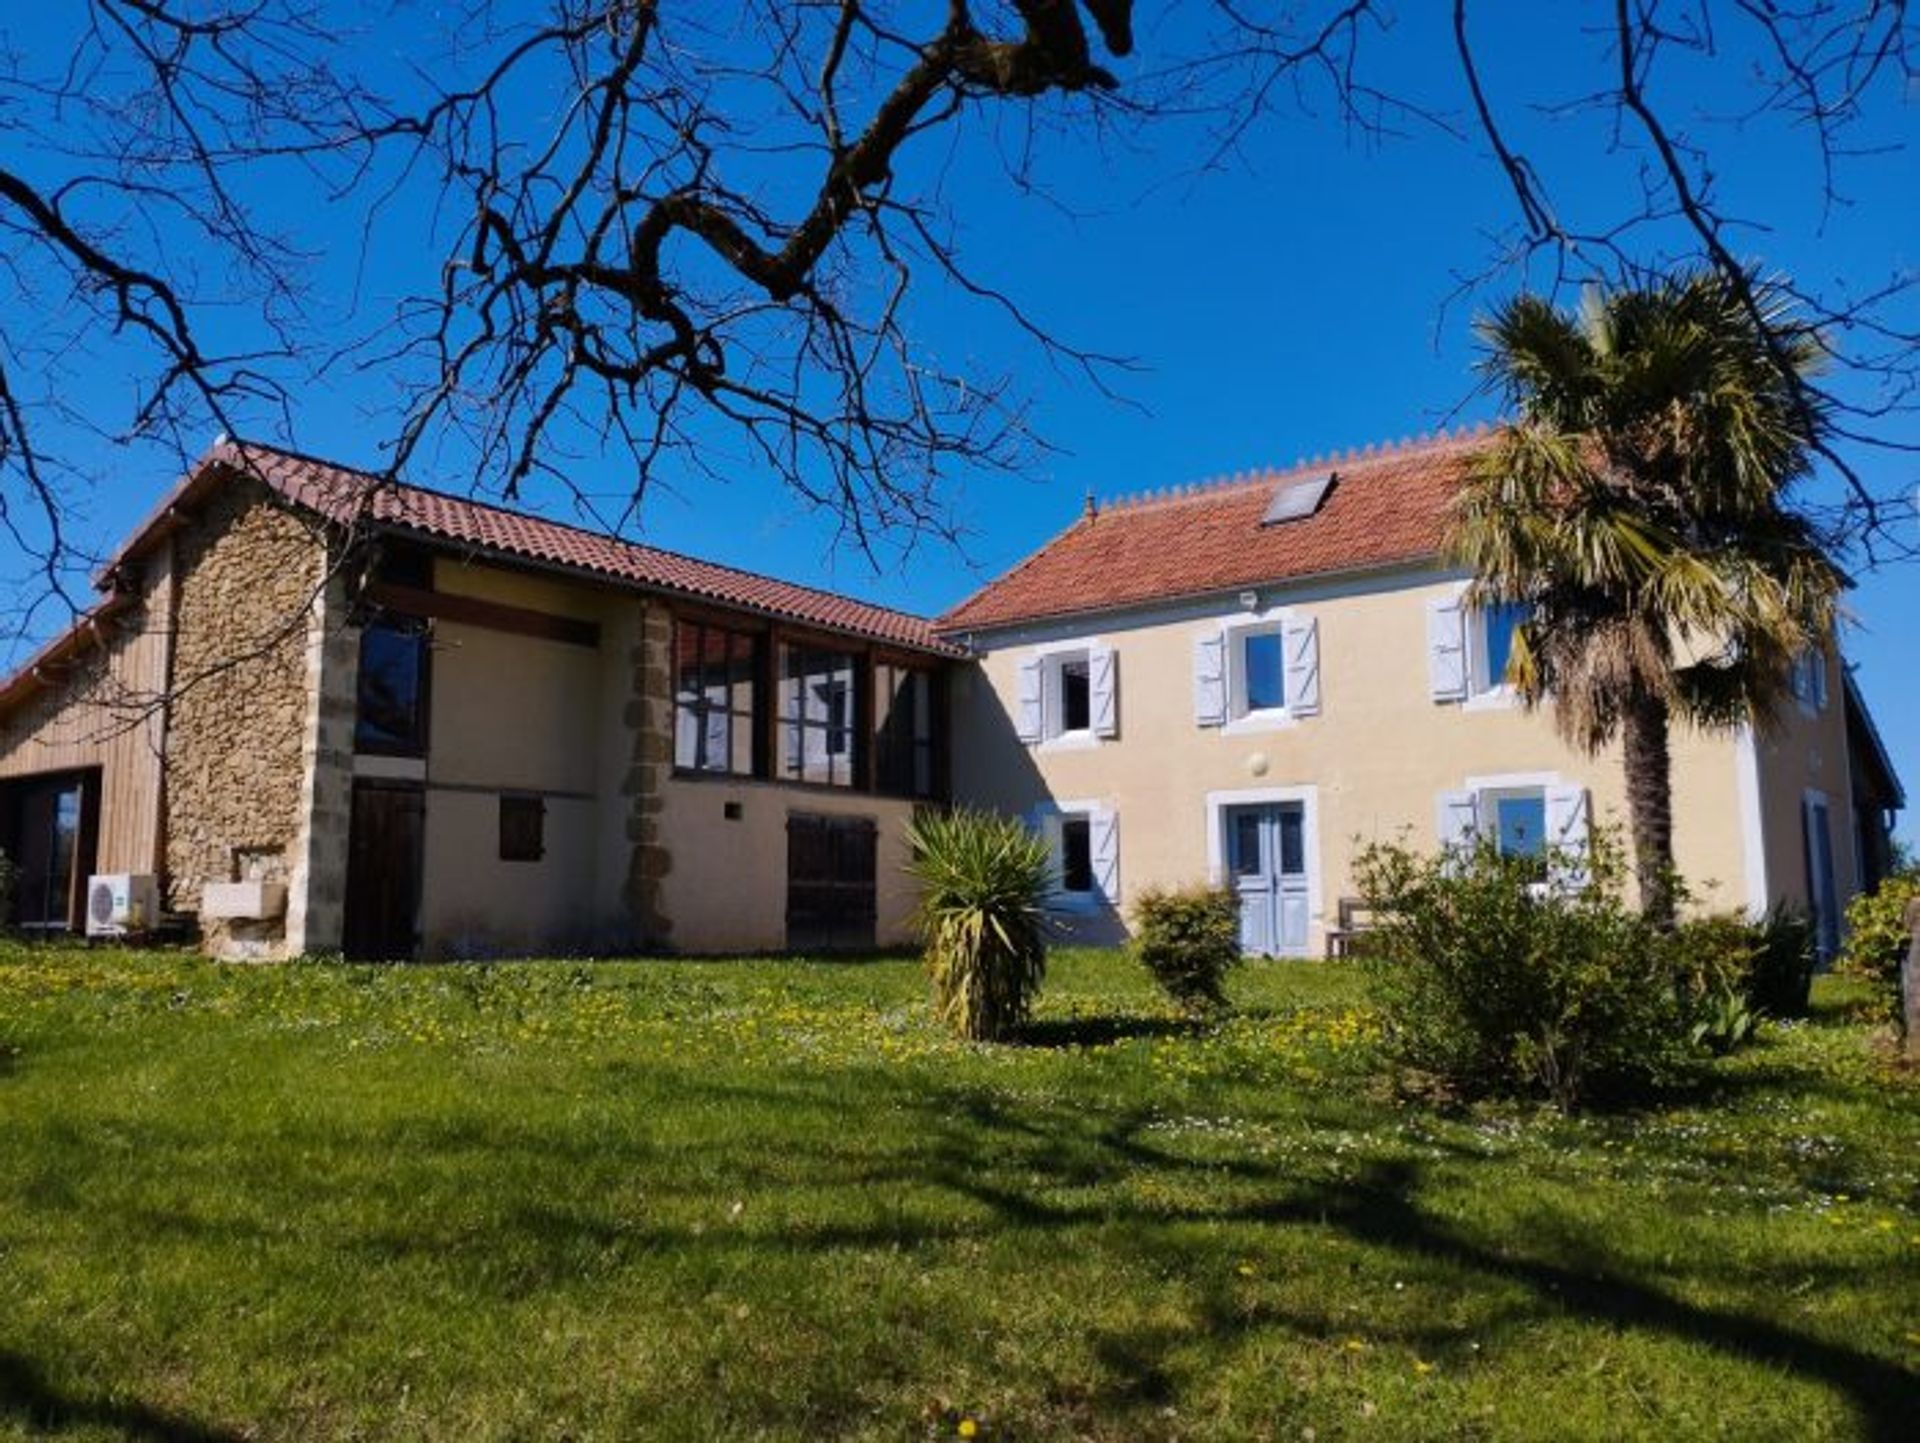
[1414,1360,1435,1375]
[957,1418,979,1438]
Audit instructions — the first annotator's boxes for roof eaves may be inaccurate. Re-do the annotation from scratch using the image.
[1843,666,1906,809]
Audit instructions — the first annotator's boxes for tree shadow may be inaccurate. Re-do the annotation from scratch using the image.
[0,1348,241,1442]
[1014,1015,1204,1048]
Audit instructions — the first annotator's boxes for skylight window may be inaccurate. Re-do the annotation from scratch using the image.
[1261,472,1335,525]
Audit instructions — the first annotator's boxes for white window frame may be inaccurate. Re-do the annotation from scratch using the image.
[1217,609,1300,734]
[1463,592,1525,710]
[1024,640,1113,751]
[1034,798,1115,912]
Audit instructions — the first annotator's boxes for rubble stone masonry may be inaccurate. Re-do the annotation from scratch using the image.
[164,481,328,931]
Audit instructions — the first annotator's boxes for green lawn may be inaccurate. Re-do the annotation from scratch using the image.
[0,945,1915,1441]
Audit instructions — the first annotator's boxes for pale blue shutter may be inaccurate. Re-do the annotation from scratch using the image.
[1427,595,1468,702]
[1437,790,1479,853]
[1194,631,1227,726]
[1091,807,1120,903]
[1090,643,1119,738]
[1545,784,1592,891]
[1015,655,1044,743]
[1283,615,1320,716]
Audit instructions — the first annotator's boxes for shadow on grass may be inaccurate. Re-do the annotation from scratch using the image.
[1014,1014,1204,1049]
[0,1349,240,1442]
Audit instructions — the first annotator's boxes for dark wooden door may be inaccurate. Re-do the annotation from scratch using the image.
[342,781,425,960]
[786,813,877,952]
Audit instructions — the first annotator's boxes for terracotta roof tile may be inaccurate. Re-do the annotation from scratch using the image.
[213,442,959,655]
[937,431,1486,633]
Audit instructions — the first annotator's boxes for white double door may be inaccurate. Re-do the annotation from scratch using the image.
[1226,801,1310,957]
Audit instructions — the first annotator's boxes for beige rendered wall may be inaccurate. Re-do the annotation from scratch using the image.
[951,569,1758,952]
[413,557,615,958]
[1748,646,1860,920]
[413,557,923,957]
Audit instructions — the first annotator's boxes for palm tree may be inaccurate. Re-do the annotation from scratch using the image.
[1451,270,1845,928]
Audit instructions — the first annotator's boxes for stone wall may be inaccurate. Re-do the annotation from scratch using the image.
[620,600,674,945]
[164,480,328,941]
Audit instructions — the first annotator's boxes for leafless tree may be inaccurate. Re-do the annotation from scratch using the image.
[2,0,1915,641]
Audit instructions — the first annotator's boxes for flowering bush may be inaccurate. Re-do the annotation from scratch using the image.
[1132,883,1242,1015]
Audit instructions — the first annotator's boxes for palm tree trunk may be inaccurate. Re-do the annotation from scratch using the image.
[1621,689,1677,929]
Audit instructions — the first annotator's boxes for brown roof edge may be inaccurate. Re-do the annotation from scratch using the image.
[1843,668,1906,809]
[93,438,963,659]
[0,592,139,715]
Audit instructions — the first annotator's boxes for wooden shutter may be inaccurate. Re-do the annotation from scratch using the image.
[1427,595,1468,702]
[1091,806,1120,903]
[1015,654,1044,743]
[1282,615,1320,717]
[1545,784,1592,891]
[1194,630,1227,727]
[1436,789,1479,852]
[1090,644,1119,738]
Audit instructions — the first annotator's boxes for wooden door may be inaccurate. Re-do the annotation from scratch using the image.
[786,813,877,952]
[1225,803,1309,958]
[343,781,425,960]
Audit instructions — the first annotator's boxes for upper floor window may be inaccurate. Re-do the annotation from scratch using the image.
[355,618,429,755]
[674,620,762,776]
[875,661,939,799]
[780,645,858,786]
[1428,594,1526,703]
[1015,644,1117,745]
[1788,648,1829,712]
[1195,613,1319,728]
[1473,601,1528,695]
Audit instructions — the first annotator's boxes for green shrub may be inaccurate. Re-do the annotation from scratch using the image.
[1132,883,1242,1015]
[904,808,1053,1042]
[1354,832,1692,1111]
[1674,905,1815,1024]
[1837,869,1920,1026]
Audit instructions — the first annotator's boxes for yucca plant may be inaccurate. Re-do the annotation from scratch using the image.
[904,807,1053,1042]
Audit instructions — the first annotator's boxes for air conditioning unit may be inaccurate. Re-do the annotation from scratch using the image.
[86,874,161,938]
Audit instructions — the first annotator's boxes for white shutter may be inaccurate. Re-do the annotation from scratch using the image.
[1015,654,1044,743]
[1427,595,1468,702]
[1194,630,1227,727]
[1437,790,1480,852]
[1283,615,1320,717]
[1091,807,1120,903]
[1545,784,1592,891]
[1090,643,1119,738]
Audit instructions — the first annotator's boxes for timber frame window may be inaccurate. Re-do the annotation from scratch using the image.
[355,617,430,756]
[670,613,947,799]
[674,619,764,776]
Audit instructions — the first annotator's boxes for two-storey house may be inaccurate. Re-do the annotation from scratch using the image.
[939,432,1904,958]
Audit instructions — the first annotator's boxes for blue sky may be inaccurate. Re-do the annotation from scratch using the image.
[5,5,1916,835]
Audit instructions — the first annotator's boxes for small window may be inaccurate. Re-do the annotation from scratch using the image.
[1485,788,1547,880]
[499,795,545,862]
[355,619,430,755]
[1057,655,1091,734]
[1239,629,1286,714]
[1474,601,1528,694]
[1059,815,1094,895]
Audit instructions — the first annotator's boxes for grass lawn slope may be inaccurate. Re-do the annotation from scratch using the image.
[1,945,1915,1440]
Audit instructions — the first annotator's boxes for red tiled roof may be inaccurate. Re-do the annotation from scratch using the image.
[199,441,960,655]
[937,430,1487,633]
